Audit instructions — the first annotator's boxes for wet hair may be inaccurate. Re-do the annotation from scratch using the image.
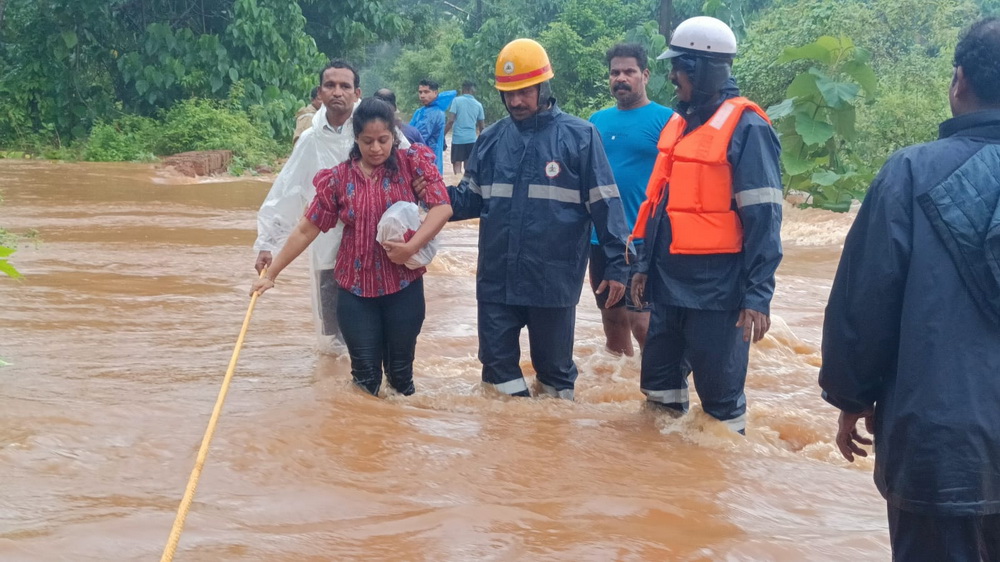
[606,43,648,71]
[418,79,439,91]
[462,80,476,92]
[372,88,397,109]
[954,18,1000,105]
[349,97,400,172]
[310,86,319,99]
[319,59,360,89]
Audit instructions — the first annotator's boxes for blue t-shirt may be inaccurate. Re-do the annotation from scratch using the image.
[589,101,673,245]
[449,94,486,145]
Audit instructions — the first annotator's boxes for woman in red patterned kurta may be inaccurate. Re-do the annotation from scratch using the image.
[252,98,452,396]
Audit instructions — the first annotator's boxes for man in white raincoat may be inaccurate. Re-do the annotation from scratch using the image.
[254,60,409,352]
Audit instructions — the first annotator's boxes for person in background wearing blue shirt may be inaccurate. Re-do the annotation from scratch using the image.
[587,44,673,357]
[410,79,456,175]
[445,81,486,176]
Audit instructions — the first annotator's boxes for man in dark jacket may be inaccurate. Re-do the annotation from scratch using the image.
[631,17,783,434]
[820,18,1000,560]
[447,38,630,399]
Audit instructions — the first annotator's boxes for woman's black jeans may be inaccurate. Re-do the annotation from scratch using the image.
[336,278,425,396]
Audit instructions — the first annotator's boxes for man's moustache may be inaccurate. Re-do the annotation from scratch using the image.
[613,84,632,92]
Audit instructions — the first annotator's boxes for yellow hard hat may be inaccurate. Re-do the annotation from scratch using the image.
[494,38,555,92]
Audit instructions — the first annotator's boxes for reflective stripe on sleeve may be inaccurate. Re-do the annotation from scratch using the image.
[482,183,513,199]
[492,377,529,395]
[588,184,621,204]
[528,184,581,204]
[467,177,482,196]
[735,187,783,208]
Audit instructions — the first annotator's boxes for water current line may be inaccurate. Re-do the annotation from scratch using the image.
[160,271,265,561]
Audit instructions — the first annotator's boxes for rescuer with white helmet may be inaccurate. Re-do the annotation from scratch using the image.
[631,17,784,433]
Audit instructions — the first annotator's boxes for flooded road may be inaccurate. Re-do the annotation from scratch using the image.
[0,160,887,560]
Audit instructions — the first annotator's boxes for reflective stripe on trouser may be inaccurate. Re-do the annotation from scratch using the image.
[641,305,749,432]
[478,302,579,397]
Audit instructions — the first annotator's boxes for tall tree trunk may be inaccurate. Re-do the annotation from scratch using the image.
[658,0,673,38]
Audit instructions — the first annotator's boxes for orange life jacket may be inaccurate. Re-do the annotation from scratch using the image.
[630,97,770,255]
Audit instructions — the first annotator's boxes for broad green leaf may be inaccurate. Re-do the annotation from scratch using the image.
[263,85,281,100]
[210,75,223,92]
[815,75,860,109]
[786,72,819,100]
[842,60,877,96]
[229,68,239,82]
[781,152,816,176]
[135,79,149,95]
[795,113,835,145]
[816,36,843,55]
[812,169,841,186]
[778,42,832,65]
[767,98,795,121]
[831,106,857,140]
[0,246,14,258]
[61,31,78,49]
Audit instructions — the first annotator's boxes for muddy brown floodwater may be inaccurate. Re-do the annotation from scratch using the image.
[0,160,888,561]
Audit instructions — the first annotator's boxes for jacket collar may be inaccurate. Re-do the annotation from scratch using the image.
[677,77,741,133]
[939,109,1000,141]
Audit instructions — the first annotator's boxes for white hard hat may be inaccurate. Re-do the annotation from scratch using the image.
[657,16,738,60]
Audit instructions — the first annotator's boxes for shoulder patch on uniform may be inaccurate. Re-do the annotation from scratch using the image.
[545,161,561,178]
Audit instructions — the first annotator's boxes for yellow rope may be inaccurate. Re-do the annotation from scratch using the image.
[160,272,265,561]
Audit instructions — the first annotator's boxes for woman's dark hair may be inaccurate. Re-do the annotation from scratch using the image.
[349,97,400,171]
[955,18,1000,105]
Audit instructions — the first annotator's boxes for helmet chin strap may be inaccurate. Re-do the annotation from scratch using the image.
[679,55,732,112]
[500,82,555,117]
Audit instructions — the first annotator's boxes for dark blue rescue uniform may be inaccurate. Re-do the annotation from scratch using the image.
[449,103,630,398]
[635,81,783,432]
[820,110,1000,561]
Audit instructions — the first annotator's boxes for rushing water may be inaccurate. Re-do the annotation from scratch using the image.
[0,160,888,561]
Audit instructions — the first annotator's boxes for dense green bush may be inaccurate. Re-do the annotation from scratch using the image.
[154,98,283,170]
[83,116,158,162]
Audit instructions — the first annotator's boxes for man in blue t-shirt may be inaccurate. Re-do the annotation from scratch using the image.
[588,43,673,356]
[445,81,486,175]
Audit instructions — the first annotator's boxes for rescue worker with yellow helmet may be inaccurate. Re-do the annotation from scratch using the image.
[630,17,783,433]
[443,38,631,399]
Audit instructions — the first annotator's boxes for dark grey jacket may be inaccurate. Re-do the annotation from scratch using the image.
[448,104,630,307]
[820,110,1000,516]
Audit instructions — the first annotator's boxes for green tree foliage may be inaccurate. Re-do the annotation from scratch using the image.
[767,36,877,210]
[624,20,675,106]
